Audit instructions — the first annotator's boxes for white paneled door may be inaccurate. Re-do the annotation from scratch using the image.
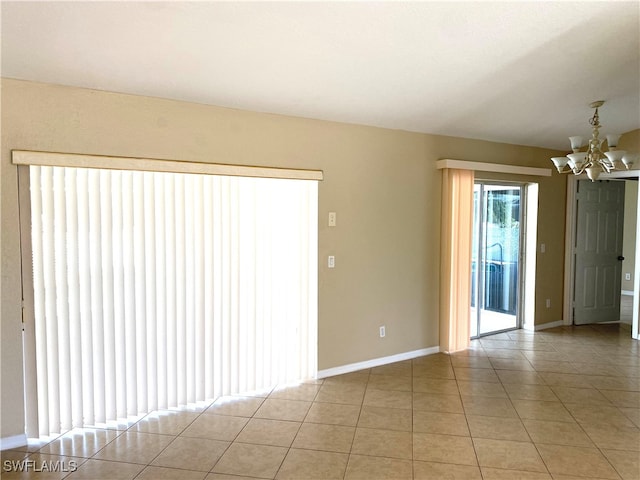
[574,180,625,325]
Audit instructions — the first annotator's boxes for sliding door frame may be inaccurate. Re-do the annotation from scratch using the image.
[15,150,323,437]
[17,166,39,437]
[471,180,525,338]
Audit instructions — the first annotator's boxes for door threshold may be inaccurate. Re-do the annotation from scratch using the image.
[471,325,520,340]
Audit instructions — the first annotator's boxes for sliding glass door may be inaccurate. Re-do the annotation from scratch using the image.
[25,165,318,436]
[471,183,522,337]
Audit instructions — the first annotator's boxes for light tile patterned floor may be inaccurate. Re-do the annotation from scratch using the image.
[2,324,639,479]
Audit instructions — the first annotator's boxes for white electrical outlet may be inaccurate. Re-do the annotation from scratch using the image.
[625,273,632,281]
[328,256,335,268]
[379,326,386,338]
[328,212,337,227]
[546,298,551,308]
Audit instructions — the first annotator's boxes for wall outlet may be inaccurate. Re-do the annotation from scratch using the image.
[379,326,386,338]
[328,256,335,268]
[328,212,337,227]
[625,273,632,281]
[545,298,551,308]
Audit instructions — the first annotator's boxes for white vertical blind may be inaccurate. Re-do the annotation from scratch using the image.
[29,165,318,436]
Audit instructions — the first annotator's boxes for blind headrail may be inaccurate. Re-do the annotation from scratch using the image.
[12,150,324,181]
[436,158,551,177]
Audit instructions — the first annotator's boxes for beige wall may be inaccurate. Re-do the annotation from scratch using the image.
[1,78,566,439]
[622,181,637,293]
[619,129,640,155]
[620,129,640,293]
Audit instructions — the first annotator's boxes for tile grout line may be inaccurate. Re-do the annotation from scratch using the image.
[272,381,323,480]
[132,405,214,478]
[205,394,265,477]
[558,389,628,480]
[456,344,484,479]
[497,346,554,478]
[341,369,370,479]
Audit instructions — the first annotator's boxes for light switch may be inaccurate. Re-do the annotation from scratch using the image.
[328,212,337,227]
[328,256,335,268]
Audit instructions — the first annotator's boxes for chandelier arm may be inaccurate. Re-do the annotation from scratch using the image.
[599,159,613,174]
[573,163,589,176]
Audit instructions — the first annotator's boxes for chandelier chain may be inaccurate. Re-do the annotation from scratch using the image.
[589,107,600,128]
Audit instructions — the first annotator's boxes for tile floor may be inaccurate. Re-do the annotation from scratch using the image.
[2,323,639,479]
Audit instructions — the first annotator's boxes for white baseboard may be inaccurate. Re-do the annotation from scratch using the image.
[317,346,440,379]
[1,434,27,451]
[534,320,565,331]
[622,290,634,296]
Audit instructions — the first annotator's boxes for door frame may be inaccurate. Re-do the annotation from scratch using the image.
[563,170,640,339]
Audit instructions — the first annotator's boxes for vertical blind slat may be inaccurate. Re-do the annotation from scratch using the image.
[53,168,71,431]
[184,175,196,403]
[212,177,223,397]
[143,174,157,411]
[88,170,105,423]
[76,169,94,426]
[111,172,127,420]
[203,177,214,399]
[100,171,116,422]
[230,180,240,393]
[154,174,167,410]
[165,175,177,408]
[133,172,148,415]
[194,177,205,401]
[174,175,186,406]
[121,171,138,417]
[30,166,49,436]
[41,168,60,434]
[64,169,83,428]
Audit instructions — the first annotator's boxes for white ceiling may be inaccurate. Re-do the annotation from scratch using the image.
[2,1,639,150]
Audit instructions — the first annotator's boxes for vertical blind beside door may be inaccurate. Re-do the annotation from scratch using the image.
[28,165,318,437]
[439,168,474,353]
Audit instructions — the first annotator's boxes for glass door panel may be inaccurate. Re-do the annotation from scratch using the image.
[471,183,522,337]
[470,184,481,338]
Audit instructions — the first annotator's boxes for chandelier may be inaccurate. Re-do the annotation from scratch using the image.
[550,100,636,181]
